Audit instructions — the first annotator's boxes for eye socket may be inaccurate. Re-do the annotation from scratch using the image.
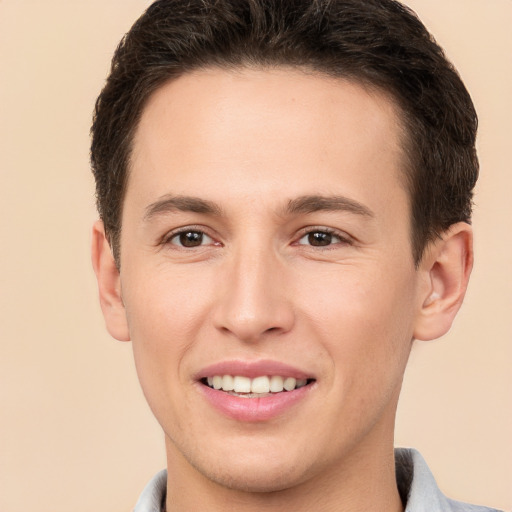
[164,227,347,249]
[297,230,347,247]
[168,230,214,248]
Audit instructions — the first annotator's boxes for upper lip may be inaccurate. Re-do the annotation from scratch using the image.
[196,359,314,381]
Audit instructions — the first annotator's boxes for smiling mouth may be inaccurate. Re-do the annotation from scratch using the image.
[201,375,315,397]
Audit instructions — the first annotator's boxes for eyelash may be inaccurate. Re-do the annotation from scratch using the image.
[161,226,352,249]
[295,226,352,248]
[162,225,218,249]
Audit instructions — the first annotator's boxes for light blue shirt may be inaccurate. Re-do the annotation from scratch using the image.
[133,448,502,511]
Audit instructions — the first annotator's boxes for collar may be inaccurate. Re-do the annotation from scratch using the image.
[133,448,502,512]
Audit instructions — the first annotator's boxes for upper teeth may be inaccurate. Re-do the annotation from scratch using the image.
[206,375,308,393]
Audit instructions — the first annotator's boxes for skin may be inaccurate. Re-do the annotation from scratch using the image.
[92,68,473,512]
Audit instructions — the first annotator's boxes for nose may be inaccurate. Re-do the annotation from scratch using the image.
[212,245,295,343]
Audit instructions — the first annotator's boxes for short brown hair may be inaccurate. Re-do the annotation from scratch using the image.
[91,0,478,265]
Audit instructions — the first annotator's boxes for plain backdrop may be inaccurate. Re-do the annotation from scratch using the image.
[0,1,510,511]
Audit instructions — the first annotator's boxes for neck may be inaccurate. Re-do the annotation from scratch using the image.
[164,429,403,512]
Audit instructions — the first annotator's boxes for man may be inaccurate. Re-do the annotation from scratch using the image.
[90,1,500,510]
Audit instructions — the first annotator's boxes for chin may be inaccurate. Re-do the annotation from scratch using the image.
[178,436,314,493]
[198,460,308,494]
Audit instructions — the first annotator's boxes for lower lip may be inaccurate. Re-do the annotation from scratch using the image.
[198,382,314,422]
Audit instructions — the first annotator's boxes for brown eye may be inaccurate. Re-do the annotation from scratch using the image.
[308,232,332,246]
[170,230,212,248]
[297,230,345,247]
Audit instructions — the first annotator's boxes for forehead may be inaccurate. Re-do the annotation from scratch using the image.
[128,67,408,220]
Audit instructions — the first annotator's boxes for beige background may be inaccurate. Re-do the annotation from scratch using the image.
[0,1,510,511]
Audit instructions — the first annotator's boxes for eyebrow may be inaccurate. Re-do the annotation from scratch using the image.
[143,193,374,221]
[143,194,223,221]
[284,195,374,218]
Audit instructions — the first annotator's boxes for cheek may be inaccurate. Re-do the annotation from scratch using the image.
[121,265,213,384]
[124,263,211,334]
[299,264,417,377]
[120,266,216,433]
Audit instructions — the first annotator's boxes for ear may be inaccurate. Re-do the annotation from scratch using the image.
[91,220,130,341]
[413,222,473,341]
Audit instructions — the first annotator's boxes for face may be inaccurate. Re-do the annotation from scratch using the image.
[116,68,429,491]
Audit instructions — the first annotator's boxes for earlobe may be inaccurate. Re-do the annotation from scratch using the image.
[91,220,130,342]
[413,222,473,341]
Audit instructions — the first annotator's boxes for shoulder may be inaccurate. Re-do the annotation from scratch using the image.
[395,448,503,512]
[446,500,504,512]
[133,469,167,512]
